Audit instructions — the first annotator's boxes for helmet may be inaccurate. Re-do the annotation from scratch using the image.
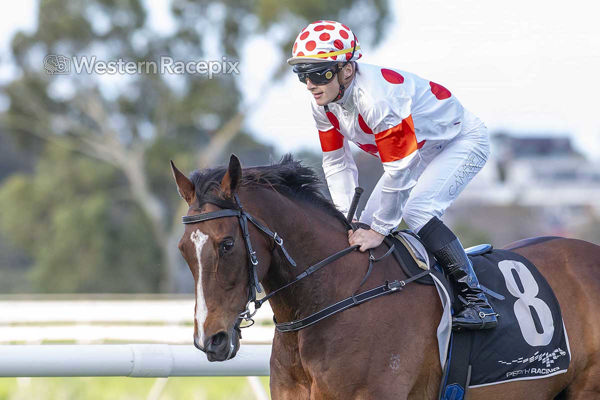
[287,20,362,66]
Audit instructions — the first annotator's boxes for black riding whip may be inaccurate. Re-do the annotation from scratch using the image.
[346,187,364,223]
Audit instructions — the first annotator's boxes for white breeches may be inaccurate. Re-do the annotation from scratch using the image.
[360,110,490,232]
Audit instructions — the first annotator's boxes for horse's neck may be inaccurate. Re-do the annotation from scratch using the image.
[243,189,351,323]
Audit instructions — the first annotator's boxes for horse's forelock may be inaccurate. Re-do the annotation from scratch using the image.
[189,168,235,208]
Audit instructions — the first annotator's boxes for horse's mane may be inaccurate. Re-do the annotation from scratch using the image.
[189,154,349,227]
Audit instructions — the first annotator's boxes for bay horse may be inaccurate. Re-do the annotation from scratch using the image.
[171,154,600,399]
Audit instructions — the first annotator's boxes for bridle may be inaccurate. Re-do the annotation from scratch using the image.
[182,193,297,330]
[182,193,430,337]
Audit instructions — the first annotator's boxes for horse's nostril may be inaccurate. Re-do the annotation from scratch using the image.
[211,331,227,347]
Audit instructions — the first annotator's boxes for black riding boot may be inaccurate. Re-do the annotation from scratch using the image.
[418,217,498,330]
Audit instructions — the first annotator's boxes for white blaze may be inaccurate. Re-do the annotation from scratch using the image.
[190,229,209,346]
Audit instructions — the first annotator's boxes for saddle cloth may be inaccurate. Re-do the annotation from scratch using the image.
[387,233,571,387]
[463,249,571,387]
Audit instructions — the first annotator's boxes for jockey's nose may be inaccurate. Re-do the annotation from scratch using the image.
[306,79,316,89]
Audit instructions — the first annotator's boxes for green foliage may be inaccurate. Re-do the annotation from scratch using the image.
[0,0,390,292]
[0,146,161,292]
[225,132,277,166]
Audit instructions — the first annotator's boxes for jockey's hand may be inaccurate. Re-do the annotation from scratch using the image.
[348,228,385,252]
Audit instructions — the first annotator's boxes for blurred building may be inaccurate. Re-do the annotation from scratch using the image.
[447,133,600,245]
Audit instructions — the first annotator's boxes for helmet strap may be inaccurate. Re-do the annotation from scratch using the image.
[334,82,345,102]
[333,62,353,102]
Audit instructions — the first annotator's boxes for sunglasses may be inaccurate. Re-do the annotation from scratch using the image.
[297,65,339,85]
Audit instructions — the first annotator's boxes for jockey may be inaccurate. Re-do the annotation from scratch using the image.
[287,20,497,330]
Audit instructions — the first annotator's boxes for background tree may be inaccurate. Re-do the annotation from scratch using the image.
[0,0,389,292]
[0,145,162,292]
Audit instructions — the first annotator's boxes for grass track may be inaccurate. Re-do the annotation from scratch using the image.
[0,376,270,400]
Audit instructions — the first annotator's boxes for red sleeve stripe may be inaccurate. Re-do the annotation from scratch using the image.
[374,115,417,162]
[318,128,344,152]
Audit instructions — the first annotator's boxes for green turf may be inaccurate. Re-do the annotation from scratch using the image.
[0,376,270,400]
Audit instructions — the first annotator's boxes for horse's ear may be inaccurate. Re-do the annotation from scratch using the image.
[170,160,196,205]
[221,154,242,198]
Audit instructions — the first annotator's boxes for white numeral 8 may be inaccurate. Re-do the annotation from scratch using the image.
[498,260,554,346]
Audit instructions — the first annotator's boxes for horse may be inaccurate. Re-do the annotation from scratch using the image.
[170,154,600,399]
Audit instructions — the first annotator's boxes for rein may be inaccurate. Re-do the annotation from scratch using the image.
[182,193,430,333]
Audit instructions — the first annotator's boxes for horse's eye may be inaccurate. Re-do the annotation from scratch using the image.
[219,238,235,255]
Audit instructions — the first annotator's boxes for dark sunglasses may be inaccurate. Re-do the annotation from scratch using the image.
[296,65,339,85]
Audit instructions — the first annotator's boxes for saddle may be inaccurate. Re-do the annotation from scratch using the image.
[384,230,492,287]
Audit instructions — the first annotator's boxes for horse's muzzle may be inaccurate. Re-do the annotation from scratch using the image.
[203,329,240,362]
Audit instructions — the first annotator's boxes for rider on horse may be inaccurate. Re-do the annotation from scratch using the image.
[288,20,497,330]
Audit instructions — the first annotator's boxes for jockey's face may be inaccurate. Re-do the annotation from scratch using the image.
[305,63,354,106]
[306,73,340,106]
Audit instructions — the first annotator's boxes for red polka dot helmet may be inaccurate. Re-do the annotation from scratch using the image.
[287,20,362,65]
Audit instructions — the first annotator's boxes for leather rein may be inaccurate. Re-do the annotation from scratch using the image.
[182,193,430,333]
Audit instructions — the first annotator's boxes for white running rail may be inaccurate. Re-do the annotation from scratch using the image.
[0,344,271,377]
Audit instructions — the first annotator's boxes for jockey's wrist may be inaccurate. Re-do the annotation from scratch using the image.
[370,223,390,237]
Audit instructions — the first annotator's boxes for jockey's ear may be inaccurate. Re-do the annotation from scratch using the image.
[221,154,242,198]
[170,160,196,205]
[342,62,355,80]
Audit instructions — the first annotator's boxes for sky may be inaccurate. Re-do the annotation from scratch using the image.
[244,1,600,161]
[1,0,599,161]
